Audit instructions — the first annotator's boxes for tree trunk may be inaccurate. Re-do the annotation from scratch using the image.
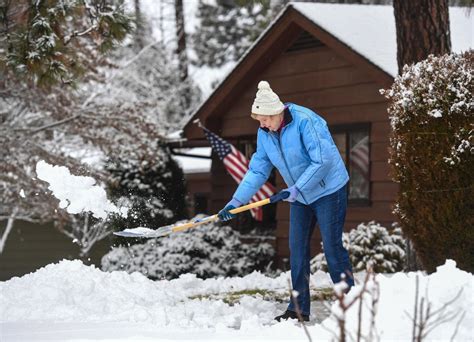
[134,0,145,50]
[174,0,188,81]
[393,0,451,73]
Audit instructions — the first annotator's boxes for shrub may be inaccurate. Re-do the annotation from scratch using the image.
[105,144,187,233]
[311,221,406,273]
[381,51,473,272]
[101,216,275,279]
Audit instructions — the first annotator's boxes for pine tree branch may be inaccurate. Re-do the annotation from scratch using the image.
[63,24,99,45]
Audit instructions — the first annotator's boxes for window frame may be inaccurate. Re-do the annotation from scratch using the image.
[330,123,371,207]
[237,125,371,208]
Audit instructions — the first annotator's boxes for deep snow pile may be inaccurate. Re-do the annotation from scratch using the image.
[0,259,472,341]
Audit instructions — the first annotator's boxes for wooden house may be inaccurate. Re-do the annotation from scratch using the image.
[176,3,472,267]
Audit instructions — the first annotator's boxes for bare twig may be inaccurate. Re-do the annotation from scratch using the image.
[412,275,419,342]
[450,311,466,342]
[368,274,380,342]
[30,114,83,134]
[406,275,465,342]
[0,207,18,254]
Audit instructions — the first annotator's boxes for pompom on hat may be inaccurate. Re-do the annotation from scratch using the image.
[251,81,284,116]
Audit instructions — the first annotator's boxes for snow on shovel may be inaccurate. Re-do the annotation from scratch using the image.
[113,192,289,238]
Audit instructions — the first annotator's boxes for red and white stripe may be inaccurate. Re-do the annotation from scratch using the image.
[223,146,275,220]
[350,136,370,194]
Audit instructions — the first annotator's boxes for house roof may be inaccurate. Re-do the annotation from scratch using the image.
[291,3,472,77]
[172,147,211,174]
[183,3,473,141]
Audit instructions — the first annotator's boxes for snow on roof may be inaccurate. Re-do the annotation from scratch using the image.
[185,3,472,129]
[173,147,211,174]
[166,130,183,140]
[292,2,473,77]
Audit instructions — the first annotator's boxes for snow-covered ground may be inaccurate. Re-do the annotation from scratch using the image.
[6,161,472,340]
[0,259,472,341]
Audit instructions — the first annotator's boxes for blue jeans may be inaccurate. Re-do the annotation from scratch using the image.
[287,184,354,316]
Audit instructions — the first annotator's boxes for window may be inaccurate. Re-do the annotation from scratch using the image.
[193,193,208,215]
[237,128,370,207]
[332,125,370,205]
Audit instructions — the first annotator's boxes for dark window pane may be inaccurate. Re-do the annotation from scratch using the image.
[348,131,370,200]
[194,193,208,214]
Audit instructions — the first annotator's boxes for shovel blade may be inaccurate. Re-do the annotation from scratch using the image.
[113,225,174,238]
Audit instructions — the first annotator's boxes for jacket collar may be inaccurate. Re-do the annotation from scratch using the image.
[260,104,293,133]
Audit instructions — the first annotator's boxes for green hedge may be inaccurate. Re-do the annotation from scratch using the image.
[381,51,473,272]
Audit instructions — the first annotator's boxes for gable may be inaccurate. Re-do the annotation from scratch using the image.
[219,39,388,139]
[183,3,472,141]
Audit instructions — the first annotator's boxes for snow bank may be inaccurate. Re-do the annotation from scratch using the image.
[0,259,330,324]
[35,160,126,219]
[0,259,472,341]
[323,260,473,340]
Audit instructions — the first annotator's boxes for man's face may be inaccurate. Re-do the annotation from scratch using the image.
[253,113,283,132]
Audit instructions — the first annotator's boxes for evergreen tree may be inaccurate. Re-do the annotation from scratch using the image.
[1,0,133,87]
[192,0,282,68]
[191,1,396,70]
[0,0,139,253]
[106,143,188,233]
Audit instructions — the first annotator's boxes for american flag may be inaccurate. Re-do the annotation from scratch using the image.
[202,127,275,221]
[350,136,370,195]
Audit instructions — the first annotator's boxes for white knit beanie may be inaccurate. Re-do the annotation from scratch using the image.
[251,81,284,116]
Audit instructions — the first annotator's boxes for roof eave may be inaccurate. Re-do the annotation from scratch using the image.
[183,3,395,141]
[183,4,300,140]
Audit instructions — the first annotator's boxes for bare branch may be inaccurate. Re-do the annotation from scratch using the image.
[0,207,18,254]
[450,311,466,342]
[408,275,466,341]
[30,114,83,134]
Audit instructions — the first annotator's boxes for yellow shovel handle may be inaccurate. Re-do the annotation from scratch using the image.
[228,198,271,214]
[170,197,272,234]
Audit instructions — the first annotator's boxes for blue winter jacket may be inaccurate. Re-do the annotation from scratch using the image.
[233,103,349,205]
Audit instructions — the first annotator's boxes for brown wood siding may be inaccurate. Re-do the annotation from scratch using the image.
[212,46,397,264]
[192,12,398,266]
[185,172,211,194]
[209,154,237,214]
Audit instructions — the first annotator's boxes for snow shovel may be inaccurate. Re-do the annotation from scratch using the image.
[113,192,289,238]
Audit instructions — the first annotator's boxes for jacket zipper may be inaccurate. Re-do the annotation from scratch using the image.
[274,128,309,204]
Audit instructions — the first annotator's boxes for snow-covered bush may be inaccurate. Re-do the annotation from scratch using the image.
[311,221,406,273]
[105,146,187,233]
[381,51,473,272]
[101,216,274,279]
